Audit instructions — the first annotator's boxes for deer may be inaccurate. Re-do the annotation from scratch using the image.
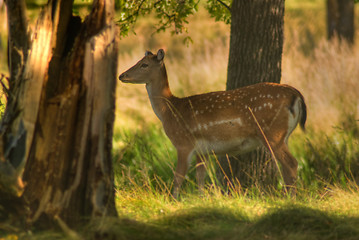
[119,49,307,199]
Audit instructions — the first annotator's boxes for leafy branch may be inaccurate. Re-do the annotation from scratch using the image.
[205,0,231,24]
[117,0,199,37]
[216,0,231,12]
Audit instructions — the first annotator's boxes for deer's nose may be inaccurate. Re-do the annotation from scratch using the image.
[119,73,127,80]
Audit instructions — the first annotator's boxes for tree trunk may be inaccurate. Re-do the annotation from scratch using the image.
[217,0,285,190]
[327,0,354,44]
[1,0,118,229]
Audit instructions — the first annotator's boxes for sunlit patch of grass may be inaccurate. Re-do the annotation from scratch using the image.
[109,184,359,240]
[16,192,359,239]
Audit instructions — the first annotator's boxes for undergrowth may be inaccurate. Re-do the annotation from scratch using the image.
[113,109,359,196]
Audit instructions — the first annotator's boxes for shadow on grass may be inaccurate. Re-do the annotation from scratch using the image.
[85,205,359,240]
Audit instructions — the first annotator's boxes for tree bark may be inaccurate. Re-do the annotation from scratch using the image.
[327,0,354,44]
[5,0,29,90]
[1,0,118,229]
[218,0,285,190]
[227,0,284,89]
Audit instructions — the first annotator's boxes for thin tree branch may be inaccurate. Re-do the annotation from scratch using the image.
[0,73,10,99]
[216,0,231,12]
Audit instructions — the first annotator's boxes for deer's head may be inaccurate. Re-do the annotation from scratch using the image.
[119,49,165,84]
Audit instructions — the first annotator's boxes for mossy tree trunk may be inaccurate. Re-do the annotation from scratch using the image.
[217,0,285,190]
[1,0,118,229]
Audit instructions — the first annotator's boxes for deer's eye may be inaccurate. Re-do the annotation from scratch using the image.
[141,63,148,68]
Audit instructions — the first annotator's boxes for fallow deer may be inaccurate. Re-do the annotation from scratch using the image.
[119,49,307,198]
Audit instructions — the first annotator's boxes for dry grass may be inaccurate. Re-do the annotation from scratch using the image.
[283,37,359,132]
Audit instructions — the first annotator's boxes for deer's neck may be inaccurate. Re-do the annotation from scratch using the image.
[145,65,174,122]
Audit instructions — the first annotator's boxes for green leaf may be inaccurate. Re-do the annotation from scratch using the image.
[205,0,232,24]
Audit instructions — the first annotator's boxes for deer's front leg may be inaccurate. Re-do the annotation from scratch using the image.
[172,148,193,199]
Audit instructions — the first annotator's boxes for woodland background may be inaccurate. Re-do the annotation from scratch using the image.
[0,0,359,239]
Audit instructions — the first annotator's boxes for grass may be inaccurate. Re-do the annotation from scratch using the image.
[1,0,359,239]
[7,186,359,239]
[107,189,359,240]
[113,121,359,194]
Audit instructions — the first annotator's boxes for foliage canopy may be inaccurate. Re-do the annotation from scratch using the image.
[116,0,231,37]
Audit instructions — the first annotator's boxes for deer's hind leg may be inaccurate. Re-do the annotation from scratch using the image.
[271,142,298,194]
[196,155,206,193]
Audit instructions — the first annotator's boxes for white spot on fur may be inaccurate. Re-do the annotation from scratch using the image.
[212,118,243,127]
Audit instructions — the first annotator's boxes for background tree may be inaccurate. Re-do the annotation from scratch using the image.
[216,0,285,190]
[327,0,355,44]
[1,0,118,229]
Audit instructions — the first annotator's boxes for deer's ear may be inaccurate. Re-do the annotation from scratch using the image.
[145,51,153,56]
[157,49,165,61]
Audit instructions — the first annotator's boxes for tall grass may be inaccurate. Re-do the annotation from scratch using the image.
[283,38,359,131]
